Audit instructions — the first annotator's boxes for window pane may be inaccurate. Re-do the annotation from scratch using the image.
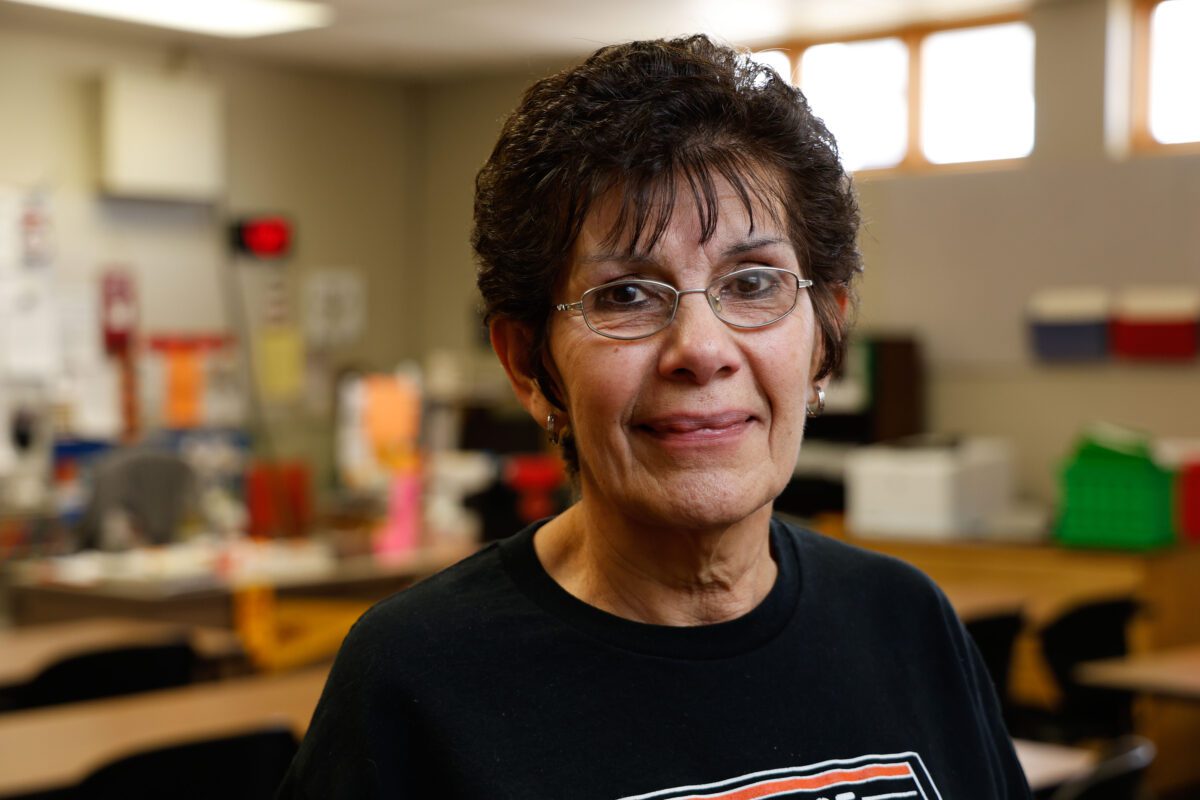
[921,22,1035,164]
[1149,0,1200,144]
[800,38,908,172]
[749,49,794,83]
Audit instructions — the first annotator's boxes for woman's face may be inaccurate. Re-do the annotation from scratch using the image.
[546,179,824,530]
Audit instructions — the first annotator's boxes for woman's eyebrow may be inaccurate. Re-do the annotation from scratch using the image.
[582,237,788,265]
[722,236,789,257]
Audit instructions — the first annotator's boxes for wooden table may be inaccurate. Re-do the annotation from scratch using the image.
[0,664,1086,798]
[0,666,328,797]
[1013,738,1096,793]
[0,617,244,689]
[1076,644,1200,701]
[6,543,475,628]
[939,582,1026,622]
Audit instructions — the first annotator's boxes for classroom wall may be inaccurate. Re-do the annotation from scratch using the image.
[854,0,1200,502]
[413,0,1200,505]
[0,18,421,363]
[0,18,422,477]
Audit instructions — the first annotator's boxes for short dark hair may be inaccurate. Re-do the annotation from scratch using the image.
[474,34,862,458]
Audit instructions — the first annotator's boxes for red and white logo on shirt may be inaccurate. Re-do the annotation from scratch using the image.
[618,752,943,800]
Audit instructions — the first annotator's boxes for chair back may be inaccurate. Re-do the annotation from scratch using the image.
[13,641,197,711]
[1041,598,1140,739]
[81,448,196,549]
[965,611,1024,705]
[77,726,299,800]
[1049,735,1156,800]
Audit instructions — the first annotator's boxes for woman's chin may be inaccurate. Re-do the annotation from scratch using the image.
[620,468,781,531]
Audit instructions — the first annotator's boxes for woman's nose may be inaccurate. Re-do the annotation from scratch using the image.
[656,291,741,384]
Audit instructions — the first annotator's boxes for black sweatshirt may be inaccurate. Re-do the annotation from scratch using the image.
[278,518,1031,799]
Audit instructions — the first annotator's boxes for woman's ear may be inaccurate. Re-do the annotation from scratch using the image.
[835,286,850,317]
[490,317,546,417]
[810,283,850,386]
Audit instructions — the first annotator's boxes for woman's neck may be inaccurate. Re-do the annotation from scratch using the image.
[532,501,778,626]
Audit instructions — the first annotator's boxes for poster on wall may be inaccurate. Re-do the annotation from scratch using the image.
[257,326,304,402]
[0,276,60,380]
[303,269,365,350]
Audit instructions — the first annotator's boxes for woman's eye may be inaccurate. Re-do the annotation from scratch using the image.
[727,269,780,296]
[595,282,650,306]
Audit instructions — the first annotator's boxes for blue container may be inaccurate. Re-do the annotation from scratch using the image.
[1030,321,1109,361]
[1028,288,1110,362]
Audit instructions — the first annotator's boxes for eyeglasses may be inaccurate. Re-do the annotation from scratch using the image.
[555,267,812,340]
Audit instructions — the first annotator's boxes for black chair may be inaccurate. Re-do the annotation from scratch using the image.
[9,641,198,711]
[77,726,299,800]
[1049,735,1156,800]
[1011,598,1140,743]
[965,611,1024,713]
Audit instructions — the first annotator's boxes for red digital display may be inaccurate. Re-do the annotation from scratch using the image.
[232,216,292,258]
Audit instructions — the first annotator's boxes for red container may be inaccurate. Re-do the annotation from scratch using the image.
[1111,320,1197,360]
[1180,462,1200,544]
[504,455,566,524]
[1111,288,1199,361]
[246,460,312,538]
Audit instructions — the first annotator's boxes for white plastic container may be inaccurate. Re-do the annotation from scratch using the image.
[845,437,1014,539]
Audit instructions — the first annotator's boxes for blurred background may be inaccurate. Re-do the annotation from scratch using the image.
[0,0,1198,797]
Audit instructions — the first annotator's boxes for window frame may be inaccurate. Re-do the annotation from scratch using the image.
[1130,0,1200,154]
[766,12,1032,176]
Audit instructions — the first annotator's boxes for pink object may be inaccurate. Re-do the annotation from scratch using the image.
[375,472,421,557]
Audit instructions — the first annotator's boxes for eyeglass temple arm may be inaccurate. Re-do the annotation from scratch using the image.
[554,302,583,312]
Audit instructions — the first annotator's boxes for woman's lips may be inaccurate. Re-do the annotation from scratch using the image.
[635,411,756,442]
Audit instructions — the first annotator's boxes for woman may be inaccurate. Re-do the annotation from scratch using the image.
[279,35,1030,799]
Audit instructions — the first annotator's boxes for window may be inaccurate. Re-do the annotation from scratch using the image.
[921,23,1035,164]
[765,17,1036,173]
[800,38,909,172]
[1143,0,1200,145]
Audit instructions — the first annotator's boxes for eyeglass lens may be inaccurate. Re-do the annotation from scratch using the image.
[582,268,800,339]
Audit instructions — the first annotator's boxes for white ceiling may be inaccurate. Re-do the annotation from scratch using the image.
[0,0,1030,78]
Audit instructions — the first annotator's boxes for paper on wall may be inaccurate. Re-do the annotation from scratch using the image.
[57,281,105,372]
[0,187,20,274]
[0,276,61,379]
[203,347,245,427]
[56,363,121,439]
[257,326,304,401]
[304,269,365,349]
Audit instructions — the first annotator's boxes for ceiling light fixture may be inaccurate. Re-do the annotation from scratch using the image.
[5,0,334,38]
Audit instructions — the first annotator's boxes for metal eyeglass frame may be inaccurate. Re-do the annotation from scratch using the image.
[554,266,813,341]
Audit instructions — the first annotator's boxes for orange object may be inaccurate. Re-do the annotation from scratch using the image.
[363,374,420,454]
[164,349,202,428]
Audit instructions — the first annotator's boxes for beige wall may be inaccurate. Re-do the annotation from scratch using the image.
[0,20,421,480]
[0,20,420,368]
[412,67,565,359]
[412,0,1200,504]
